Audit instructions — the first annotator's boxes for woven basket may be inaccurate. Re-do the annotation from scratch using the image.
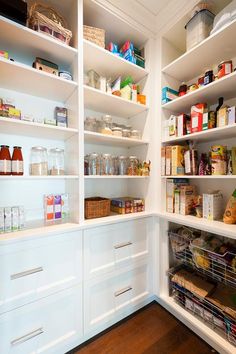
[85,197,110,219]
[83,25,105,48]
[28,2,72,45]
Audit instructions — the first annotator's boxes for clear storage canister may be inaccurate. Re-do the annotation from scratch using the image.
[118,156,127,175]
[122,128,131,138]
[99,115,112,135]
[49,148,65,175]
[84,117,97,132]
[112,126,122,137]
[112,156,118,175]
[101,153,112,175]
[130,129,141,140]
[128,156,138,175]
[30,146,48,175]
[88,153,99,175]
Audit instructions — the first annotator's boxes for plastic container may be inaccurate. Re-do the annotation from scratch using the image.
[185,9,215,51]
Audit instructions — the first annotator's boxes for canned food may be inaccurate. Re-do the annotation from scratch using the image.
[218,60,232,79]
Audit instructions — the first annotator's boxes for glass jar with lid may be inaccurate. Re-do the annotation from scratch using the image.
[48,148,65,175]
[122,128,131,138]
[84,117,97,132]
[88,153,99,175]
[118,156,127,175]
[128,156,138,176]
[101,153,112,175]
[112,126,122,137]
[112,156,119,175]
[99,115,113,135]
[30,146,48,175]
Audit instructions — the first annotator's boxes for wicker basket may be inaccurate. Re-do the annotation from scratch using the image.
[28,2,72,45]
[85,197,110,219]
[83,25,105,48]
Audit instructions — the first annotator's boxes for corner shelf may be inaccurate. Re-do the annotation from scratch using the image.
[0,117,78,140]
[83,39,148,82]
[84,131,149,147]
[84,85,148,118]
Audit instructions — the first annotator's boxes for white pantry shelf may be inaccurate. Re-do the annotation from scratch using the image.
[84,175,149,179]
[0,58,77,102]
[0,117,78,140]
[83,39,148,82]
[158,212,236,240]
[162,71,236,113]
[84,131,149,147]
[84,85,148,118]
[0,175,79,180]
[162,124,236,143]
[159,296,234,354]
[161,175,236,179]
[0,15,77,68]
[162,18,236,82]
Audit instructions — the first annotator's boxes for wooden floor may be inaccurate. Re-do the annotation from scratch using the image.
[71,303,215,354]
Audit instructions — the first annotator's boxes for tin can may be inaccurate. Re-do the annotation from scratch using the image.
[218,60,232,79]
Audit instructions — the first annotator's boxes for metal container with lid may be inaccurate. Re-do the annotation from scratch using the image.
[30,146,48,175]
[49,148,65,175]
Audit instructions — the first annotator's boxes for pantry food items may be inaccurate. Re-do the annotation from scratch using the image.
[11,146,23,175]
[191,103,207,133]
[30,146,48,176]
[211,145,227,175]
[0,145,11,175]
[203,191,224,221]
[48,148,65,175]
[218,60,233,79]
[162,87,178,104]
[55,107,68,127]
[171,145,187,176]
[33,57,59,76]
[223,189,236,224]
[111,197,145,214]
[180,185,197,215]
[0,205,25,233]
[44,194,69,221]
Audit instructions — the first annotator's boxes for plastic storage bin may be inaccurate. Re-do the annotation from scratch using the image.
[185,9,215,51]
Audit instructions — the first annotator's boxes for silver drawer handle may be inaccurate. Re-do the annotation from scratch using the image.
[114,286,132,297]
[114,241,132,249]
[11,327,44,346]
[11,266,43,280]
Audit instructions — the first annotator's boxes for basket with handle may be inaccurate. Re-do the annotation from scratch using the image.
[85,197,110,219]
[28,2,72,45]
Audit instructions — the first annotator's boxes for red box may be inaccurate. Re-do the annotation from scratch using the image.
[191,103,207,133]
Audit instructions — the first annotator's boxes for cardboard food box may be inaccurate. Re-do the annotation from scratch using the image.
[168,115,177,137]
[180,185,197,215]
[177,113,187,137]
[165,146,172,176]
[161,147,166,176]
[203,191,223,221]
[171,145,187,176]
[217,106,228,127]
[166,178,189,213]
[228,106,236,125]
[162,87,178,104]
[191,103,207,133]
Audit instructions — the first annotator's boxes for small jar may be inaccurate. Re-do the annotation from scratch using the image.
[122,129,131,138]
[178,83,187,96]
[118,156,127,175]
[0,145,11,175]
[204,70,214,85]
[198,75,204,87]
[112,127,122,137]
[101,153,112,175]
[12,146,24,175]
[128,156,138,176]
[48,148,65,175]
[218,60,232,79]
[88,153,99,175]
[99,115,113,135]
[130,130,141,139]
[84,117,97,132]
[30,146,48,175]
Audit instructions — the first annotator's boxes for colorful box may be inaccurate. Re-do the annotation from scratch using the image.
[171,145,187,176]
[54,195,62,219]
[61,194,69,219]
[202,112,209,130]
[217,106,228,127]
[228,106,236,125]
[203,192,223,220]
[55,107,68,127]
[180,185,197,215]
[177,114,187,137]
[169,115,177,137]
[162,87,178,104]
[166,179,189,213]
[44,195,54,221]
[191,103,207,133]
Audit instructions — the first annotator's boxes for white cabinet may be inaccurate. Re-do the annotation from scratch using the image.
[84,262,150,333]
[84,219,149,278]
[0,285,82,354]
[0,231,82,314]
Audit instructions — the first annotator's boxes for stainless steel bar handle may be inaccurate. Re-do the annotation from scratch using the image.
[114,286,132,297]
[11,266,43,280]
[11,327,44,346]
[114,241,132,249]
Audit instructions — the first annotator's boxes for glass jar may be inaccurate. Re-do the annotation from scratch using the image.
[128,156,138,176]
[84,117,97,132]
[84,155,89,175]
[112,126,122,137]
[122,129,131,138]
[101,153,112,175]
[48,148,65,175]
[118,156,127,175]
[112,156,119,175]
[30,146,48,175]
[12,146,24,175]
[0,145,11,175]
[99,115,112,135]
[88,153,99,175]
[130,130,141,140]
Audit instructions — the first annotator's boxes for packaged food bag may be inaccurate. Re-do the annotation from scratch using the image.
[223,189,236,224]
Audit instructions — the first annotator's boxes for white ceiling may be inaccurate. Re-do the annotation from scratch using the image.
[135,0,168,16]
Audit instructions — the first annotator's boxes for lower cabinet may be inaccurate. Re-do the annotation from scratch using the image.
[84,262,150,334]
[0,285,83,354]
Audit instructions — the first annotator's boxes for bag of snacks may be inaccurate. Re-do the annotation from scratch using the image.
[223,189,236,224]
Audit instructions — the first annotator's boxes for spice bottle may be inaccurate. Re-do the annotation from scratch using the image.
[0,145,11,175]
[204,70,214,85]
[12,146,23,175]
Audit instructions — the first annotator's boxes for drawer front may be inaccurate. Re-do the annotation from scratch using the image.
[84,219,149,278]
[0,231,82,313]
[84,263,149,333]
[0,285,82,354]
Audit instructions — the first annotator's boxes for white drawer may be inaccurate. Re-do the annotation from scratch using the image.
[0,231,82,314]
[84,262,150,333]
[0,285,82,354]
[84,219,149,278]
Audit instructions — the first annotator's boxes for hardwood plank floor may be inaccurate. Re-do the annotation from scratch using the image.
[69,303,216,354]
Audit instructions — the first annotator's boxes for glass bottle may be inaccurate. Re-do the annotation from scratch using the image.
[12,146,24,175]
[0,145,11,175]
